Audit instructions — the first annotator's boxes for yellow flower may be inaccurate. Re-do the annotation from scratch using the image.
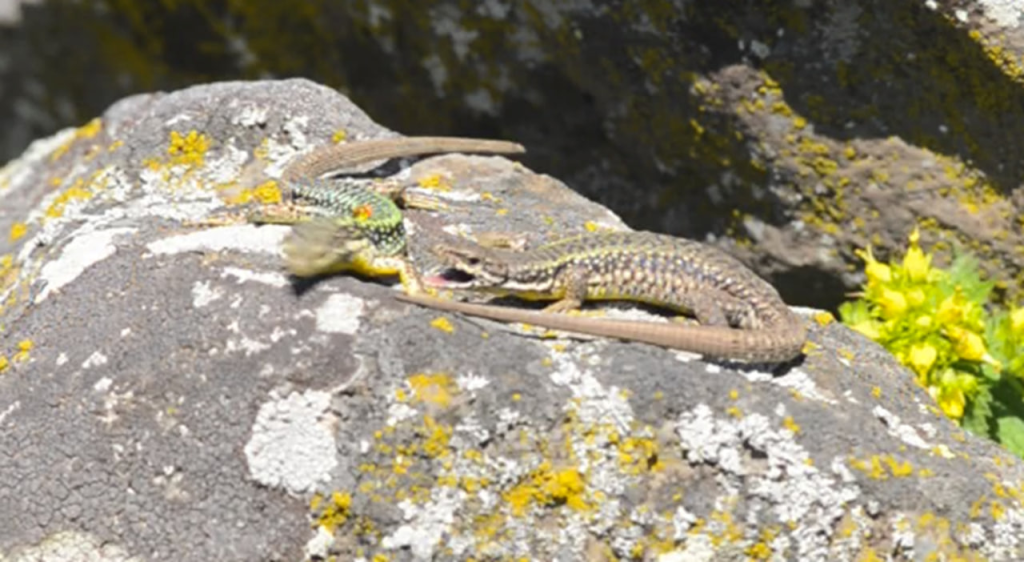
[901,227,932,282]
[857,246,891,286]
[878,287,908,318]
[907,344,938,377]
[1011,307,1024,336]
[915,314,933,329]
[936,293,966,325]
[930,384,966,420]
[902,247,931,282]
[945,326,1001,370]
[906,287,926,308]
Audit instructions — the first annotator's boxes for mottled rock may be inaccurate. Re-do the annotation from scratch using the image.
[0,79,1022,562]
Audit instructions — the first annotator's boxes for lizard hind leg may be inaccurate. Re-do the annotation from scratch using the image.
[671,289,760,328]
[542,298,584,314]
[667,290,735,327]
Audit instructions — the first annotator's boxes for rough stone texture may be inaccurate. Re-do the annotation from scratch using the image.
[6,1,1024,311]
[1,79,1023,561]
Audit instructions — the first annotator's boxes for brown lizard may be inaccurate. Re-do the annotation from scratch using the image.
[396,231,807,362]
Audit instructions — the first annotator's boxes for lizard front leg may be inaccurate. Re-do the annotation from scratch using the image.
[541,265,589,313]
[370,180,448,212]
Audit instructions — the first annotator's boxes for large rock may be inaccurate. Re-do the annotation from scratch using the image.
[0,79,1022,561]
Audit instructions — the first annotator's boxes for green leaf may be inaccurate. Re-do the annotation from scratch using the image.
[943,252,994,303]
[838,299,869,325]
[961,383,994,439]
[995,416,1024,458]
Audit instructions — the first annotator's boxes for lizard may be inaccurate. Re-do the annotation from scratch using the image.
[247,136,525,293]
[394,231,807,362]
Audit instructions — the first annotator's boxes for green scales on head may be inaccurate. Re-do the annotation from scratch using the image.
[278,176,415,287]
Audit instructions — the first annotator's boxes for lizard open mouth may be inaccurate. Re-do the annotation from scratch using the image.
[424,268,478,288]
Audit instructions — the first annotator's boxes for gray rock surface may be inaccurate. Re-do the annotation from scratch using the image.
[0,79,1022,561]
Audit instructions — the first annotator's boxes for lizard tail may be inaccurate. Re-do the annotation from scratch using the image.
[396,293,806,363]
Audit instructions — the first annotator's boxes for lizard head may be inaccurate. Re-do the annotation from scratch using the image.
[428,239,510,288]
[283,219,375,278]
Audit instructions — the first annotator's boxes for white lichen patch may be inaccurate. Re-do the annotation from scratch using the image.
[225,336,271,357]
[220,266,289,288]
[425,182,489,204]
[203,143,250,185]
[872,405,931,449]
[244,389,337,495]
[0,127,77,195]
[145,224,287,256]
[229,102,270,128]
[81,351,108,369]
[978,0,1023,28]
[0,530,141,562]
[767,368,838,404]
[259,136,306,178]
[303,525,335,560]
[281,115,312,151]
[35,227,136,304]
[0,400,21,425]
[314,293,366,334]
[386,401,419,427]
[191,280,224,308]
[673,404,861,560]
[381,486,463,559]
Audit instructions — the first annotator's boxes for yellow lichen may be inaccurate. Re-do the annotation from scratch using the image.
[223,180,283,206]
[13,339,32,363]
[9,222,27,242]
[419,415,452,458]
[617,436,661,474]
[429,316,455,333]
[45,182,94,219]
[417,174,450,190]
[782,416,801,434]
[167,130,210,168]
[502,460,589,517]
[312,491,352,532]
[406,373,456,408]
[50,118,103,162]
[849,454,914,480]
